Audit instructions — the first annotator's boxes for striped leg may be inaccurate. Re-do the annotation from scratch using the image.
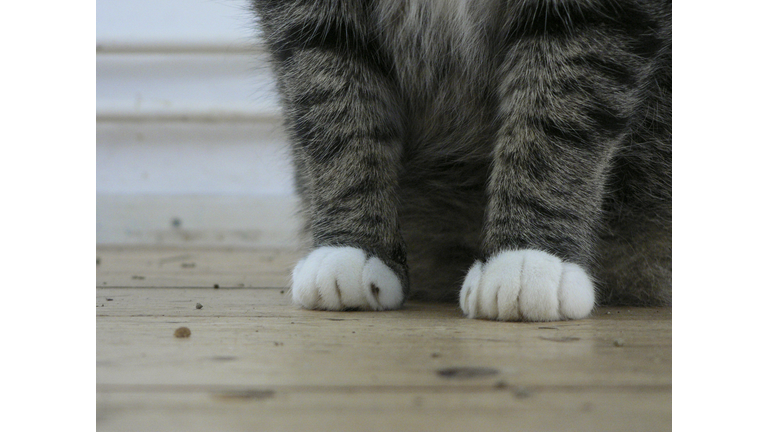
[257,2,408,310]
[461,1,664,321]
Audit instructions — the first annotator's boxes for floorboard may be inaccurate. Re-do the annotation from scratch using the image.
[96,246,671,432]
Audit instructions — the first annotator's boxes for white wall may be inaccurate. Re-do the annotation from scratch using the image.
[97,0,256,45]
[96,0,299,246]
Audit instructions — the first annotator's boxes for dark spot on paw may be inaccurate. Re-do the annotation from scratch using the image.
[463,292,471,308]
[334,280,342,300]
[370,283,380,300]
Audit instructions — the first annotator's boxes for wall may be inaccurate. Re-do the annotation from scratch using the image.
[96,0,299,247]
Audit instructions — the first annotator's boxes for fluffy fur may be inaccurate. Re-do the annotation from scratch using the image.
[460,249,595,321]
[292,246,404,310]
[252,0,671,320]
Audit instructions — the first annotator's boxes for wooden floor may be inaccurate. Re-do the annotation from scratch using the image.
[96,246,671,432]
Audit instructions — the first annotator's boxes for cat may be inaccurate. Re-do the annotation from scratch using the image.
[251,0,671,321]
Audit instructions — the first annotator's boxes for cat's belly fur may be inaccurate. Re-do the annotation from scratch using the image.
[396,96,498,301]
[382,2,501,300]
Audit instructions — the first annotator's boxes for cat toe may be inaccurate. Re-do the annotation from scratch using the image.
[459,249,594,321]
[558,262,595,319]
[291,246,404,311]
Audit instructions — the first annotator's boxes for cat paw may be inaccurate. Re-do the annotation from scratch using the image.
[291,246,405,311]
[459,250,594,321]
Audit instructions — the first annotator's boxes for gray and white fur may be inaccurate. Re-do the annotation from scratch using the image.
[251,0,671,321]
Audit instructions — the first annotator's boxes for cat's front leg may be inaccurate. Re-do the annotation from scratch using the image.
[262,7,408,311]
[461,7,649,321]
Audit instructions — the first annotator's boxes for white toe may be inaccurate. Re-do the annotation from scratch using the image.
[518,250,562,321]
[558,263,595,319]
[460,261,483,318]
[362,256,404,310]
[314,247,366,309]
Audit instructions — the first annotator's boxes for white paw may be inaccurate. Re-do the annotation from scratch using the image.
[459,249,594,321]
[291,246,404,311]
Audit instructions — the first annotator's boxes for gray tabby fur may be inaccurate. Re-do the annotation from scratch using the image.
[252,0,671,306]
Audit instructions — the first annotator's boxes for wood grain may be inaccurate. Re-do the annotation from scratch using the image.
[96,246,671,432]
[96,246,300,288]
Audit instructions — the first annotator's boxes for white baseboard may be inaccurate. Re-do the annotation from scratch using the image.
[97,194,301,248]
[96,50,278,119]
[97,120,292,196]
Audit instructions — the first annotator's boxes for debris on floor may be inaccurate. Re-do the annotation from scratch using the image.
[212,389,275,400]
[195,303,203,309]
[436,367,499,379]
[211,356,237,362]
[174,327,191,338]
[512,386,532,399]
[539,336,580,342]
